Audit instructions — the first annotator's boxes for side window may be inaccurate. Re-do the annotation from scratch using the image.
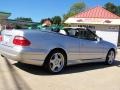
[86,31,97,40]
[68,29,75,36]
[63,28,97,40]
[67,29,78,37]
[78,30,97,41]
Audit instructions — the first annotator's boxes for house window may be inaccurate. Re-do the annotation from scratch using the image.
[77,25,95,29]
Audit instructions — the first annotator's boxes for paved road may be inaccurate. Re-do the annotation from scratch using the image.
[0,50,120,90]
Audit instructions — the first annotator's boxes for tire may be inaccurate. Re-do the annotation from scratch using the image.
[105,50,115,65]
[44,50,66,74]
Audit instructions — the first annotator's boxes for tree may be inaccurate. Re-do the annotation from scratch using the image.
[15,24,22,29]
[15,17,32,22]
[116,6,120,16]
[52,16,62,25]
[104,2,118,14]
[63,2,86,22]
[69,2,86,15]
[63,12,76,22]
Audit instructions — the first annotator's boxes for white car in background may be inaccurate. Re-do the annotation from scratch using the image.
[0,27,117,73]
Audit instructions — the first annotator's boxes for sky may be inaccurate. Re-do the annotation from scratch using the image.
[0,0,120,22]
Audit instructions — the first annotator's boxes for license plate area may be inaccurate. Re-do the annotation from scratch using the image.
[3,35,12,44]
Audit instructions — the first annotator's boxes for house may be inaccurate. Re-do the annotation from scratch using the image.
[41,18,52,27]
[65,6,120,46]
[0,12,11,30]
[0,12,37,29]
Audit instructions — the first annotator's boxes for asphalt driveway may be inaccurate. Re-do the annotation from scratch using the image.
[0,50,120,90]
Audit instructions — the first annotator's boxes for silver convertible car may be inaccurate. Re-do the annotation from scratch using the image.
[0,27,117,73]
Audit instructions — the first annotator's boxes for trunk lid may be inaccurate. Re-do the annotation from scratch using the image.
[1,30,24,47]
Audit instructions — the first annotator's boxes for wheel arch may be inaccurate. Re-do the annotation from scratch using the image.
[108,48,116,54]
[44,48,67,66]
[105,48,116,65]
[106,48,116,59]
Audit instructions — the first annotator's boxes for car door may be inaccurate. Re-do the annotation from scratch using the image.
[78,29,105,60]
[64,29,81,61]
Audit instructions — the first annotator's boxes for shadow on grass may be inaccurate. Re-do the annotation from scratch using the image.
[4,57,31,90]
[14,60,120,76]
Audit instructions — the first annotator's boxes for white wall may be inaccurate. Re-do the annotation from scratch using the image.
[96,30,119,46]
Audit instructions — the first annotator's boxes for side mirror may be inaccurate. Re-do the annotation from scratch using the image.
[100,38,103,41]
[97,37,102,42]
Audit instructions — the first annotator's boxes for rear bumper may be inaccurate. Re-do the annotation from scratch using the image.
[0,45,47,66]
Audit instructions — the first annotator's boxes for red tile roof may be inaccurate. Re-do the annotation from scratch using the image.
[73,6,120,19]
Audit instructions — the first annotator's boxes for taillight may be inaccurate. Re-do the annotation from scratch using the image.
[0,35,2,42]
[13,36,31,46]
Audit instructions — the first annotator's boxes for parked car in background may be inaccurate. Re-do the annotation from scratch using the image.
[0,27,117,73]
